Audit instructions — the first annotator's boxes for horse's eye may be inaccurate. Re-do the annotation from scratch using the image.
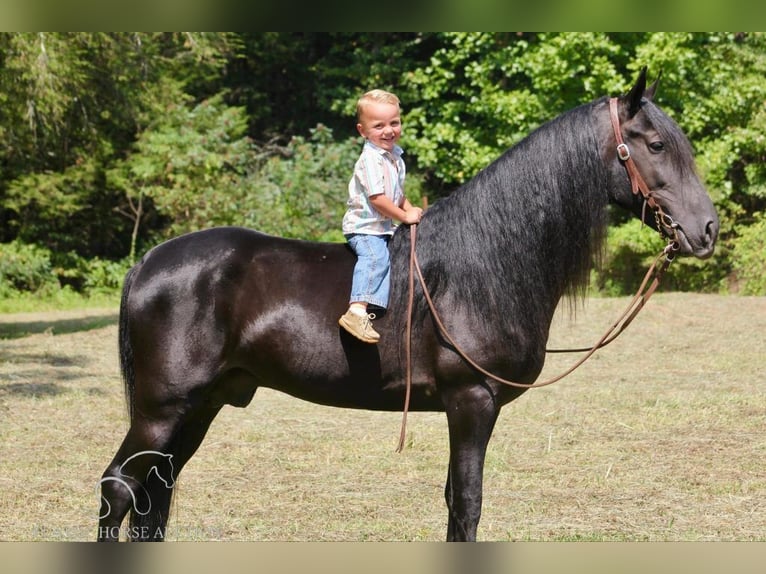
[649,141,665,153]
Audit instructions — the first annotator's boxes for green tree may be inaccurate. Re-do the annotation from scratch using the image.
[397,32,766,293]
[0,32,236,254]
[244,125,359,241]
[401,32,627,191]
[110,94,254,247]
[2,33,765,295]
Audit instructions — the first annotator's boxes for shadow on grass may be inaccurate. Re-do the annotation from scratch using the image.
[0,312,119,339]
[0,382,65,397]
[0,379,108,398]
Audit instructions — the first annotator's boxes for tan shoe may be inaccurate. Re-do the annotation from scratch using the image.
[338,310,380,343]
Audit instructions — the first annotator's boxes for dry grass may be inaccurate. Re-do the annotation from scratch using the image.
[0,294,764,541]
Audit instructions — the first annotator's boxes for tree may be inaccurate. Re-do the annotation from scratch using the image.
[2,33,765,294]
[401,33,627,192]
[107,93,255,259]
[0,32,236,255]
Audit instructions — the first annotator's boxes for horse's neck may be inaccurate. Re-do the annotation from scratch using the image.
[401,104,606,322]
[452,156,603,302]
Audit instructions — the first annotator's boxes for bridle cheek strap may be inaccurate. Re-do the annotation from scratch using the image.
[609,98,681,246]
[609,97,658,211]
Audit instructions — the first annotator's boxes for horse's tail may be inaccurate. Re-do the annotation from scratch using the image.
[118,263,139,421]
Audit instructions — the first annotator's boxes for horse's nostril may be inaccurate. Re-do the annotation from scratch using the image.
[705,219,719,246]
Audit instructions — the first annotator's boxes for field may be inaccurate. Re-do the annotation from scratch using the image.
[0,294,764,542]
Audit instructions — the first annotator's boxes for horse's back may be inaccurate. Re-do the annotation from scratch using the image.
[131,226,350,300]
[127,226,354,336]
[123,227,389,408]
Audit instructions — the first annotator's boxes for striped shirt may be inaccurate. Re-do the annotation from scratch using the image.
[342,140,406,236]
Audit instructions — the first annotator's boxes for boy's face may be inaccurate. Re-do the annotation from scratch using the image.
[357,102,401,152]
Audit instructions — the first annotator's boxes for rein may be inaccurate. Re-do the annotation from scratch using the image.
[395,97,680,452]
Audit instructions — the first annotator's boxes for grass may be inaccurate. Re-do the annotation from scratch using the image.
[0,293,764,541]
[0,288,119,315]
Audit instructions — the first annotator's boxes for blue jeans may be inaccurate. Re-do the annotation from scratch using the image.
[346,233,391,310]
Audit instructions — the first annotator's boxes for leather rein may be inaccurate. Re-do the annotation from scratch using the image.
[396,98,681,452]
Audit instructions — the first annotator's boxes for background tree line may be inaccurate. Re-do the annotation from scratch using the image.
[1,32,764,299]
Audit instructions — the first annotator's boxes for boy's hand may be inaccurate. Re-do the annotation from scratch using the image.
[368,194,423,224]
[402,207,423,225]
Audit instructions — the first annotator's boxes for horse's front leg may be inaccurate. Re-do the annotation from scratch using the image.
[443,382,500,542]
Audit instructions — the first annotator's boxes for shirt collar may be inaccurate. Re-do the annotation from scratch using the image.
[364,140,404,159]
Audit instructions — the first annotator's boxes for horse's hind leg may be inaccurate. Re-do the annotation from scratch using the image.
[98,410,185,541]
[128,405,222,541]
[98,405,221,541]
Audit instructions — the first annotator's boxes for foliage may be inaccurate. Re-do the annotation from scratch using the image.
[111,116,368,247]
[729,212,766,295]
[402,33,627,188]
[108,93,255,244]
[0,32,239,263]
[240,124,424,242]
[630,33,766,264]
[243,125,362,241]
[401,32,765,294]
[0,238,130,305]
[0,33,231,180]
[4,155,132,259]
[595,220,667,297]
[1,33,765,297]
[596,218,731,296]
[0,240,58,293]
[81,257,131,293]
[52,251,132,294]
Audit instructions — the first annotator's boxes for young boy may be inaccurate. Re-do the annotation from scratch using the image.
[339,89,423,343]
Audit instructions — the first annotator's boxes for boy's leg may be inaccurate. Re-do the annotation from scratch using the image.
[340,234,390,343]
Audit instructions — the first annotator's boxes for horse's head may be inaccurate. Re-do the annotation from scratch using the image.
[607,68,719,259]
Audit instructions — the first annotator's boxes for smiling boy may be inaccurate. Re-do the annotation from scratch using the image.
[339,89,423,343]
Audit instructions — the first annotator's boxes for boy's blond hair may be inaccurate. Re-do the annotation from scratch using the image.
[356,89,400,120]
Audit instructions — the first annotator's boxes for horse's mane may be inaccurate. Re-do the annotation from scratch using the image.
[389,98,610,333]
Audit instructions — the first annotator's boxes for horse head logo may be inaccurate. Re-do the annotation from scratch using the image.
[98,451,176,520]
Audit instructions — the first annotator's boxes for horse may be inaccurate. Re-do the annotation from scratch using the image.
[98,68,718,541]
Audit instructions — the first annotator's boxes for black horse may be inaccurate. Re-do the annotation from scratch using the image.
[98,69,718,541]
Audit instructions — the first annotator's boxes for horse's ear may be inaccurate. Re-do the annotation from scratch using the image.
[644,70,662,101]
[625,66,648,117]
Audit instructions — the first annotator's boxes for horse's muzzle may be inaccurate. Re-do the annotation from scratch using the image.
[675,217,718,260]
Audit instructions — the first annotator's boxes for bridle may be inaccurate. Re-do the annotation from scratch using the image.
[395,97,681,452]
[608,97,682,246]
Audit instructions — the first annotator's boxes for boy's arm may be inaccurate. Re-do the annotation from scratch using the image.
[400,197,424,221]
[369,194,422,225]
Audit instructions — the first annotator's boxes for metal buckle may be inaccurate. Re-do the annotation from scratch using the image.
[617,143,630,161]
[654,209,680,243]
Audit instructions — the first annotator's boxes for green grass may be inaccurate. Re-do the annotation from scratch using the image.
[1,294,765,541]
[0,287,120,314]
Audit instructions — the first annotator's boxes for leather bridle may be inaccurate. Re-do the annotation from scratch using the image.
[608,97,681,248]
